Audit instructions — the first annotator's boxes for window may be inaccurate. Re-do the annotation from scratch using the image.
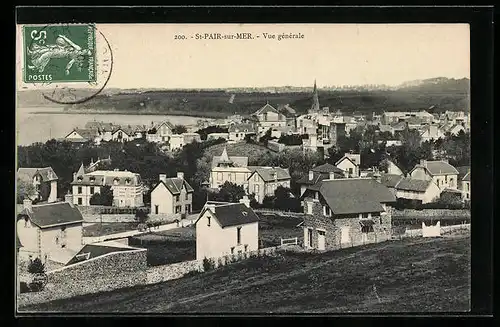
[90,177,95,183]
[236,133,239,137]
[207,216,211,226]
[78,198,82,205]
[308,228,313,247]
[114,179,119,185]
[254,185,259,193]
[90,186,95,194]
[175,205,181,214]
[77,186,82,194]
[185,204,191,213]
[237,227,242,245]
[466,183,469,191]
[228,174,232,181]
[244,245,248,252]
[324,206,331,216]
[231,247,234,254]
[175,195,180,202]
[254,174,259,182]
[155,205,159,214]
[361,225,374,233]
[348,168,353,175]
[361,213,369,219]
[185,192,189,200]
[217,172,223,181]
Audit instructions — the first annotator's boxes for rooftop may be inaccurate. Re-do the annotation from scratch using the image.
[17,202,84,228]
[395,178,432,192]
[198,202,259,228]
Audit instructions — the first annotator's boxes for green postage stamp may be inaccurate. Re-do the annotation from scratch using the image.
[23,24,96,83]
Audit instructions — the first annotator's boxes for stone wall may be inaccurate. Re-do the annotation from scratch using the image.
[17,249,147,308]
[82,213,180,223]
[146,246,279,285]
[393,209,471,218]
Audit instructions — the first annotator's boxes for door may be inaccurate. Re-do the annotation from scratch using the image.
[317,230,326,250]
[340,226,350,244]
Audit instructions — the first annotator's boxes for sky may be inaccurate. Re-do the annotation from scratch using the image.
[17,23,470,89]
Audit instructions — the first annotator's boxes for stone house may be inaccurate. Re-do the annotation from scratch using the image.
[394,178,441,204]
[247,167,291,203]
[16,197,84,267]
[301,178,396,251]
[195,198,259,260]
[146,120,174,143]
[150,172,194,215]
[409,159,459,191]
[17,167,59,203]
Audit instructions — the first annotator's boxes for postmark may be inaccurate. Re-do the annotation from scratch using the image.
[22,23,113,104]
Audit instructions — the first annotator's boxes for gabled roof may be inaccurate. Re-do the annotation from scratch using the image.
[196,203,259,228]
[395,178,433,192]
[66,128,96,140]
[456,166,470,181]
[253,103,279,116]
[335,155,358,167]
[211,148,249,168]
[412,160,459,176]
[18,167,58,182]
[312,163,344,174]
[317,178,396,215]
[380,174,404,188]
[155,120,175,130]
[228,123,256,133]
[18,202,84,229]
[66,243,138,266]
[462,171,470,182]
[296,171,323,185]
[152,177,194,195]
[72,170,142,186]
[249,167,291,182]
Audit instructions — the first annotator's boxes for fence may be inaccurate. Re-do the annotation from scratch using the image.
[280,237,298,246]
[255,209,305,217]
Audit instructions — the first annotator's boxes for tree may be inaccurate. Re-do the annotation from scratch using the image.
[195,125,229,141]
[259,128,273,146]
[17,177,37,203]
[27,258,45,274]
[209,182,245,203]
[273,186,302,212]
[172,124,188,134]
[89,185,114,206]
[135,209,149,224]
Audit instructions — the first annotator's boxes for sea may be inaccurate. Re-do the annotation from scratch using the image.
[16,106,213,146]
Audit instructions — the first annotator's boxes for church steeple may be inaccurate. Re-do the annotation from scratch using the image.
[310,79,320,114]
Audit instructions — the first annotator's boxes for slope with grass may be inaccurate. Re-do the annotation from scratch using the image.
[21,235,470,313]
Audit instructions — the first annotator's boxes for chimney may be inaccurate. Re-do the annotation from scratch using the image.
[159,174,167,184]
[239,196,250,208]
[420,159,427,167]
[65,193,74,207]
[309,170,314,181]
[329,171,335,180]
[177,172,184,180]
[23,198,32,213]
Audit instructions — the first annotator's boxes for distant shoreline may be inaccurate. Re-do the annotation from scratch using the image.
[30,110,224,119]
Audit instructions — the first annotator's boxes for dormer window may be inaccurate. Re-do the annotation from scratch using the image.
[90,177,96,183]
[125,178,131,185]
[77,176,83,182]
[113,178,120,185]
[242,212,248,216]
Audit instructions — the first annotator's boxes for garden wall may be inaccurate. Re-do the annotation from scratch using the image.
[392,209,471,218]
[18,249,147,308]
[82,213,180,223]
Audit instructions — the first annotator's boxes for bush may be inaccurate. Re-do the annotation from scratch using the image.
[202,257,215,272]
[27,258,45,274]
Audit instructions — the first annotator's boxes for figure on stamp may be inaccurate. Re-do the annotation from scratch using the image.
[27,34,92,75]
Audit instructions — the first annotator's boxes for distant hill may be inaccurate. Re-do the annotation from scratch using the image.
[17,77,470,115]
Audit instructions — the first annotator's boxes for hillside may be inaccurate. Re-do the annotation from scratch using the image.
[21,235,470,313]
[203,142,276,165]
[17,77,470,116]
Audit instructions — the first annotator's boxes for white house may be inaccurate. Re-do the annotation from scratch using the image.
[71,164,144,207]
[228,123,256,142]
[169,134,185,151]
[195,198,259,260]
[64,128,98,144]
[251,103,287,135]
[420,124,446,142]
[111,127,133,143]
[247,167,291,203]
[409,159,459,191]
[16,196,84,266]
[146,120,174,143]
[17,167,59,203]
[335,153,361,177]
[150,172,194,215]
[209,147,251,189]
[394,178,441,204]
[461,171,470,202]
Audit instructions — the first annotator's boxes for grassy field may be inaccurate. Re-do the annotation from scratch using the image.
[82,222,139,237]
[258,213,304,247]
[21,235,470,313]
[129,227,196,266]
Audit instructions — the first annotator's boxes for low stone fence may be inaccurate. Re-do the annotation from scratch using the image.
[255,209,306,217]
[146,246,279,285]
[82,213,180,223]
[392,209,471,218]
[18,248,147,308]
[392,223,470,240]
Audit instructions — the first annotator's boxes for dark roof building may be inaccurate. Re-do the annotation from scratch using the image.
[17,202,84,229]
[380,174,404,188]
[394,178,432,192]
[18,167,58,182]
[151,173,194,195]
[410,160,459,176]
[248,167,291,182]
[196,202,259,228]
[65,242,143,266]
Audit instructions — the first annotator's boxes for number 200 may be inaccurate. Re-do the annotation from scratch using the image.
[174,34,186,40]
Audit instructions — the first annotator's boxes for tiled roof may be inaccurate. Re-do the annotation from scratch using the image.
[380,174,404,188]
[253,103,279,116]
[296,172,323,185]
[152,177,194,195]
[18,202,84,228]
[312,163,344,174]
[421,161,459,176]
[211,155,249,168]
[155,120,175,130]
[67,128,96,140]
[395,178,432,192]
[18,167,58,182]
[228,123,256,133]
[318,178,396,215]
[198,203,259,228]
[72,170,142,186]
[250,167,291,182]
